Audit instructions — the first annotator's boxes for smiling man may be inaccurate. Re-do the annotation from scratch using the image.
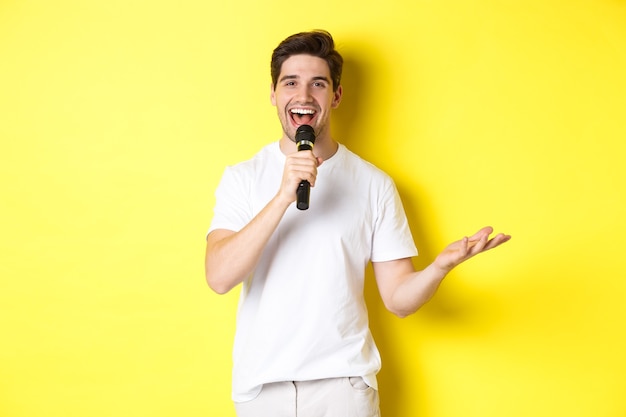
[205,30,510,417]
[271,52,341,162]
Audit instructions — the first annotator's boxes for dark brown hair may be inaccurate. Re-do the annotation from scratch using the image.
[271,30,343,92]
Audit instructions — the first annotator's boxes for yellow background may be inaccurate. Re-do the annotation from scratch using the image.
[1,1,625,416]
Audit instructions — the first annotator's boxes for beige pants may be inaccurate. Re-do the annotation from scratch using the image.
[234,377,380,417]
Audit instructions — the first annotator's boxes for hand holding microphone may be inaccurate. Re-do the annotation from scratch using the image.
[295,125,316,210]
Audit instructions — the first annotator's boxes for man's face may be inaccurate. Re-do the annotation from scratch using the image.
[271,54,342,142]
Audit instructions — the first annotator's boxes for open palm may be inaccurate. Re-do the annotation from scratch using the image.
[434,226,511,272]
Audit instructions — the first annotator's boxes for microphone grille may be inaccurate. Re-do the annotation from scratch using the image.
[295,124,315,144]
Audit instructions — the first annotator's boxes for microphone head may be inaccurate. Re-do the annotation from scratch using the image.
[295,124,315,147]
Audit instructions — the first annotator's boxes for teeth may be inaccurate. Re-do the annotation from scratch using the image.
[290,108,315,115]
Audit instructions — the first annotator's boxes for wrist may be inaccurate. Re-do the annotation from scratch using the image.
[431,258,454,277]
[272,192,295,210]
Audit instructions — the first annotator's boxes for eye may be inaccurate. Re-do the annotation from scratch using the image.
[313,81,326,88]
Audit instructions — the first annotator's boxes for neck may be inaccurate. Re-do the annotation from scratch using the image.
[279,134,339,160]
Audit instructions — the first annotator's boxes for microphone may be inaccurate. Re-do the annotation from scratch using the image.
[295,124,316,210]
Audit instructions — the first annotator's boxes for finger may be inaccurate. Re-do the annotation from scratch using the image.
[291,169,317,187]
[469,232,490,255]
[467,226,493,243]
[484,233,512,251]
[459,236,470,257]
[287,155,318,173]
[283,162,318,192]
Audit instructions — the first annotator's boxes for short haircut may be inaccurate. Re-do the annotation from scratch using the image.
[271,30,343,92]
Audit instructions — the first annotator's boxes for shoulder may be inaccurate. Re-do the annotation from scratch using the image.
[224,142,281,176]
[339,144,395,186]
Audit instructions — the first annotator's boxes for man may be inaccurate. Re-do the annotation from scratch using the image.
[205,30,510,417]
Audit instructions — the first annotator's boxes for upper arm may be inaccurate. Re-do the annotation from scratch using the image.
[372,257,415,310]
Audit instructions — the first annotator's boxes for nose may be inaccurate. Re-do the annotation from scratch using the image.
[295,84,313,102]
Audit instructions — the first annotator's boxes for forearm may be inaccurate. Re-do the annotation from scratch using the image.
[386,262,450,318]
[381,227,511,317]
[205,193,291,294]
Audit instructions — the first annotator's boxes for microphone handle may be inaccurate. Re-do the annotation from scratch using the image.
[296,141,313,211]
[296,180,310,210]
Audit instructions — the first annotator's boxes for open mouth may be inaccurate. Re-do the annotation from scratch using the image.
[290,108,316,126]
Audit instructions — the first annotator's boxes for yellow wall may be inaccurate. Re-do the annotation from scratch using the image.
[1,1,624,416]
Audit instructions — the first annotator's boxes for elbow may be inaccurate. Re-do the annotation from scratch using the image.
[205,273,234,295]
[384,292,432,318]
[393,311,410,319]
[389,307,416,319]
[383,298,420,318]
[207,281,227,295]
[204,253,248,294]
[205,251,236,294]
[205,262,234,294]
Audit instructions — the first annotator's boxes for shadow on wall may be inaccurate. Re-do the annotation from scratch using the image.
[331,40,381,164]
[331,39,435,417]
[332,38,505,416]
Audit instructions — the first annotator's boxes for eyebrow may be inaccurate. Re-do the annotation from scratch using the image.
[279,74,331,84]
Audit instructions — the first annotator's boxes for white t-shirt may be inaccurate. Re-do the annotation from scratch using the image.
[208,142,418,402]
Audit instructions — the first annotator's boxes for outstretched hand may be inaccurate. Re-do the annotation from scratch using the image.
[434,226,511,273]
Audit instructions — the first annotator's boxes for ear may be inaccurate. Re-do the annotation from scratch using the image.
[331,85,343,108]
[270,83,276,106]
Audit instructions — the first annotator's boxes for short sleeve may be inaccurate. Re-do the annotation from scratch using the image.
[207,166,253,235]
[370,180,418,262]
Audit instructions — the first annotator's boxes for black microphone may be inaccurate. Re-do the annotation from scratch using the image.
[295,124,316,210]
